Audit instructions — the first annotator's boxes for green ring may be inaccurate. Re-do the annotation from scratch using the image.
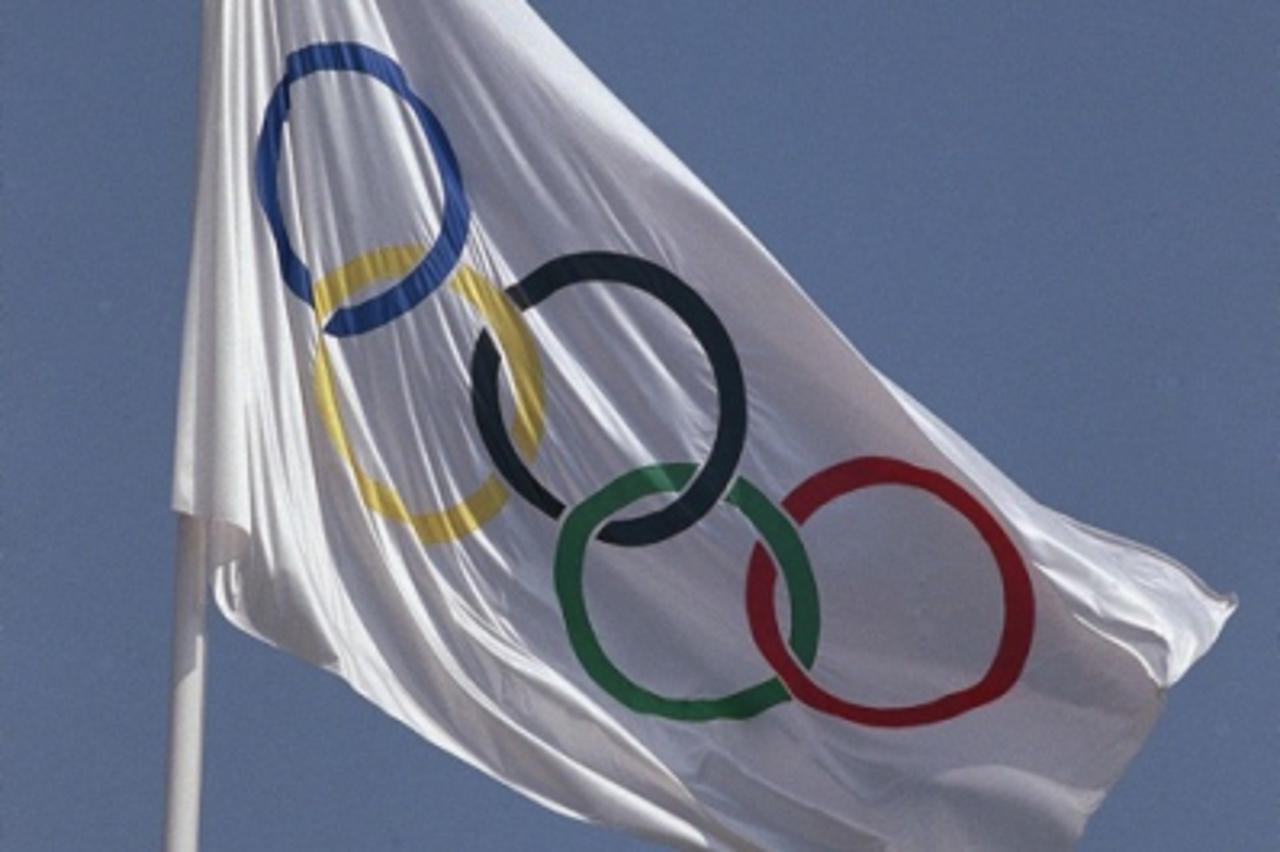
[554,463,820,721]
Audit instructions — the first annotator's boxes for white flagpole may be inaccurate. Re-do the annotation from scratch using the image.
[163,516,209,852]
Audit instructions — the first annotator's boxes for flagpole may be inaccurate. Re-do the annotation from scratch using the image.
[163,516,209,852]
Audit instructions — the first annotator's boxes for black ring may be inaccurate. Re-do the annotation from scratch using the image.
[470,252,747,547]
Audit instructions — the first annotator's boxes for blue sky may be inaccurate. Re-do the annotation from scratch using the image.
[3,2,1275,849]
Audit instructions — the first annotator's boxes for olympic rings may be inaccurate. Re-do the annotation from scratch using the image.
[555,463,819,721]
[311,244,546,544]
[256,42,470,337]
[744,457,1035,727]
[259,41,1037,728]
[470,252,747,548]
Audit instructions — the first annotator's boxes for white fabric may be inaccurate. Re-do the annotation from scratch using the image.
[173,2,1234,849]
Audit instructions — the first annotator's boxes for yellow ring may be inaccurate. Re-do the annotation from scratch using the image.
[311,244,545,543]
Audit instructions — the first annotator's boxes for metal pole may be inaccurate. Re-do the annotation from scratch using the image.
[163,516,209,852]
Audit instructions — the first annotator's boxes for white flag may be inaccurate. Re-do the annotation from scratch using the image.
[173,2,1234,849]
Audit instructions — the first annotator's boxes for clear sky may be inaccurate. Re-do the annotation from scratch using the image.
[3,2,1275,849]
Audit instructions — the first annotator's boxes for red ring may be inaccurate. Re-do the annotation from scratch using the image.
[745,456,1035,727]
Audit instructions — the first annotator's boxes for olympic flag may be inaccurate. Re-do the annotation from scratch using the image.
[171,2,1233,849]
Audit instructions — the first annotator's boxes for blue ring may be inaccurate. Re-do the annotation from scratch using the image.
[255,42,470,337]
